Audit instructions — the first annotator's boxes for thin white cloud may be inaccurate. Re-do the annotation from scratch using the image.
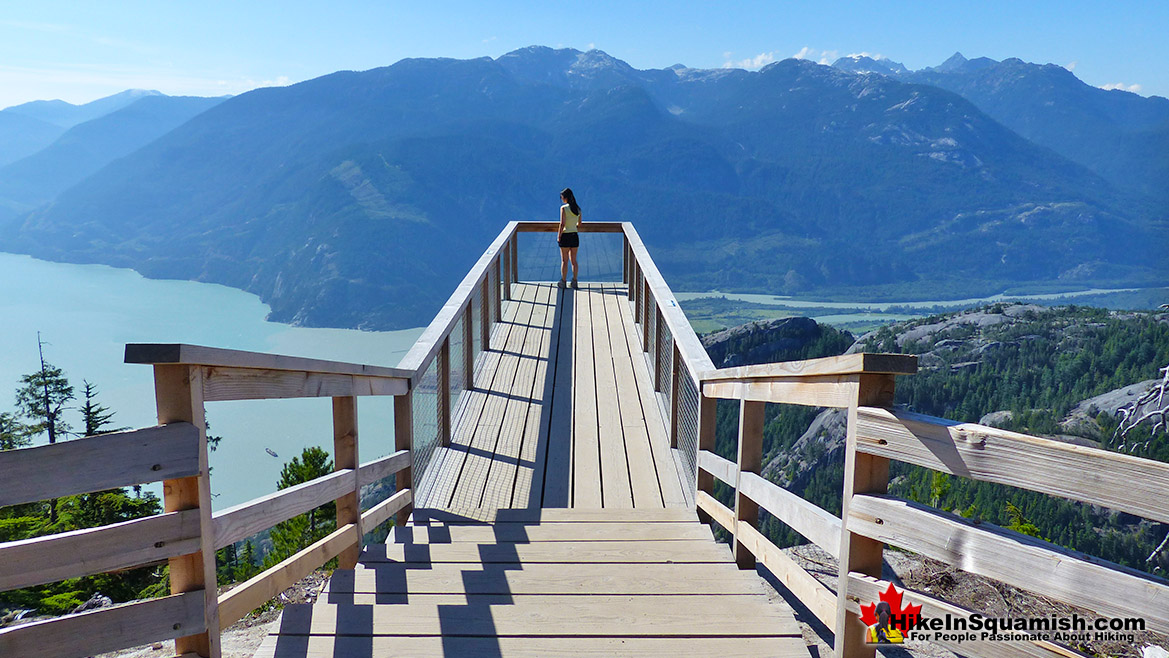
[587,42,596,50]
[1065,61,1077,71]
[1101,82,1143,93]
[722,51,777,70]
[792,47,840,66]
[482,36,497,44]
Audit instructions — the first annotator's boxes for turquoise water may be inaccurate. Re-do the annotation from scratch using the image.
[0,253,423,509]
[673,287,1146,310]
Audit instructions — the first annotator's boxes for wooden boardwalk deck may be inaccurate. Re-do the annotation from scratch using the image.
[255,508,809,657]
[421,281,687,511]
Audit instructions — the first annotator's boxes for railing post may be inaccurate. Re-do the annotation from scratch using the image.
[154,365,219,658]
[834,374,895,658]
[642,281,651,351]
[439,337,451,447]
[633,264,641,313]
[480,277,491,350]
[332,396,360,569]
[510,234,518,283]
[653,307,664,392]
[502,242,511,302]
[669,345,681,449]
[623,237,630,286]
[733,399,764,570]
[463,310,475,390]
[493,256,503,323]
[695,393,717,523]
[393,391,414,526]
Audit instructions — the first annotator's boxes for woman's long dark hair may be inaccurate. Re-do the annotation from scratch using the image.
[561,187,580,216]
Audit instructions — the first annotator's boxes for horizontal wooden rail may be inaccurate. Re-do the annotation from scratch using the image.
[704,352,917,381]
[848,494,1169,635]
[213,469,355,549]
[126,344,412,379]
[846,573,1088,658]
[697,450,737,487]
[0,423,199,507]
[360,488,413,530]
[513,220,624,233]
[857,407,1169,524]
[703,374,861,408]
[738,472,841,558]
[398,221,517,377]
[623,222,715,382]
[0,591,205,658]
[217,523,359,629]
[0,510,201,591]
[736,522,836,629]
[357,450,412,488]
[200,366,407,401]
[695,490,736,531]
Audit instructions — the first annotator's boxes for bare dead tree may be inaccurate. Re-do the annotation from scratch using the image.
[1115,362,1169,452]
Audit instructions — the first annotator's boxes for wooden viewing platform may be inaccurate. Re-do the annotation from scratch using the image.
[2,221,1168,658]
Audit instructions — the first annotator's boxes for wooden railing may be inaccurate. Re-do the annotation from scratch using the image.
[0,345,415,657]
[681,347,1169,657]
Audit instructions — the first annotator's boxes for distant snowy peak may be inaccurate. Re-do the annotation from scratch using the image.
[831,55,909,77]
[928,52,999,74]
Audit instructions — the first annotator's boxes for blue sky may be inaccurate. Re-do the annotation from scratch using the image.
[1,1,1165,108]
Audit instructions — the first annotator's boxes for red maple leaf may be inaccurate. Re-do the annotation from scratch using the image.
[859,583,923,631]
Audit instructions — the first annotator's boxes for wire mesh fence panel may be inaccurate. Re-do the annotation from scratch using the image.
[517,232,561,281]
[411,357,440,501]
[646,298,657,372]
[676,369,700,494]
[487,265,499,331]
[470,287,483,379]
[448,312,467,411]
[658,320,674,407]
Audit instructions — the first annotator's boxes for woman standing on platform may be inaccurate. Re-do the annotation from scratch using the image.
[557,188,582,288]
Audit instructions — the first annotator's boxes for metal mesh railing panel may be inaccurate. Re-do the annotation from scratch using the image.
[676,369,700,493]
[488,266,500,327]
[411,358,440,500]
[449,312,468,408]
[646,300,658,370]
[470,287,483,379]
[658,320,674,404]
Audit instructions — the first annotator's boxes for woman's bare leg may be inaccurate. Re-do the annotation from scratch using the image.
[569,248,579,285]
[560,247,569,284]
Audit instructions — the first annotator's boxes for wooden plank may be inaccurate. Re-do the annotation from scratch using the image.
[333,396,361,569]
[330,562,766,595]
[398,222,518,375]
[696,396,717,522]
[696,490,736,532]
[541,282,576,507]
[617,290,688,508]
[265,595,798,637]
[737,521,837,630]
[849,494,1169,635]
[258,634,808,658]
[622,223,715,382]
[483,283,552,508]
[603,284,663,508]
[360,489,413,531]
[387,521,713,544]
[511,284,557,507]
[255,635,809,658]
[514,220,625,233]
[846,573,1090,658]
[734,399,764,569]
[857,406,1169,524]
[410,507,699,524]
[0,423,199,507]
[0,592,204,658]
[738,471,841,558]
[0,509,201,590]
[153,363,218,657]
[125,343,411,379]
[704,353,918,381]
[573,283,603,508]
[362,538,734,564]
[697,449,737,487]
[212,468,355,549]
[356,450,411,488]
[200,365,406,401]
[703,375,860,408]
[589,285,635,508]
[217,523,359,629]
[451,282,540,508]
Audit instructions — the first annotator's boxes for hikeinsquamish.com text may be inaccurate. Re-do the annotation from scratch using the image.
[892,611,1145,645]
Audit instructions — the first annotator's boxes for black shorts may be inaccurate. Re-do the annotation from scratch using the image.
[558,232,579,248]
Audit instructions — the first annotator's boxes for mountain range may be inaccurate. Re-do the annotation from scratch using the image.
[0,48,1165,329]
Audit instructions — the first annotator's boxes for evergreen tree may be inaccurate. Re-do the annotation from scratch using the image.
[15,336,74,523]
[265,447,336,564]
[79,380,124,436]
[0,411,30,450]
